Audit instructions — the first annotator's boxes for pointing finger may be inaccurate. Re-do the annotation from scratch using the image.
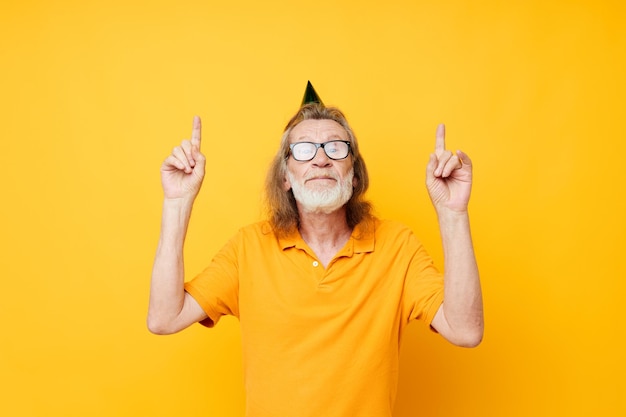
[191,116,202,149]
[435,123,446,155]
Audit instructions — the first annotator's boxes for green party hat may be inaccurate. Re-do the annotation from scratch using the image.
[301,81,324,106]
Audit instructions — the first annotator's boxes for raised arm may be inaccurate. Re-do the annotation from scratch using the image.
[147,116,209,335]
[427,124,484,347]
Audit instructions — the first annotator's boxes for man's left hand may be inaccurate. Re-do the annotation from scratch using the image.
[425,124,473,213]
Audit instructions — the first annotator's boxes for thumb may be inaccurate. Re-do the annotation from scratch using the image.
[456,150,472,167]
[191,145,206,177]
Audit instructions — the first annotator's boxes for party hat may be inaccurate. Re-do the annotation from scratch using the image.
[301,81,324,106]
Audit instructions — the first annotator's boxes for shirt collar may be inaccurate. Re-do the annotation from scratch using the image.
[277,218,376,255]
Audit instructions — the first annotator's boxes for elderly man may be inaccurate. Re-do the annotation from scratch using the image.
[148,84,483,417]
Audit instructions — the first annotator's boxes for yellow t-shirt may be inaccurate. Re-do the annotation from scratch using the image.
[185,217,444,417]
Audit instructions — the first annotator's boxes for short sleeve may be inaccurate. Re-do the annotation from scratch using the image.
[402,233,444,327]
[184,232,241,327]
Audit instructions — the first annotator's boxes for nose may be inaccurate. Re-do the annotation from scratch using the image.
[311,146,332,167]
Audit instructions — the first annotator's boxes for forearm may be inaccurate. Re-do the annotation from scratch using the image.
[147,197,194,334]
[438,209,484,346]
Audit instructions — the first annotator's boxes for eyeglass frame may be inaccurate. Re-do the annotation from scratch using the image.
[288,140,352,162]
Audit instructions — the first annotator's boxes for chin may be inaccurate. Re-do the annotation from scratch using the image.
[300,203,345,215]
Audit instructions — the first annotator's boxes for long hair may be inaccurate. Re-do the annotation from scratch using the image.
[264,103,372,236]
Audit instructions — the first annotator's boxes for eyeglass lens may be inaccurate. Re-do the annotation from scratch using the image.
[291,141,350,161]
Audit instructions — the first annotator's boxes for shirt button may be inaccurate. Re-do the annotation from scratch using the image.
[312,261,319,267]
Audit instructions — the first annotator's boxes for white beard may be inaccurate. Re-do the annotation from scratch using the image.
[287,169,354,214]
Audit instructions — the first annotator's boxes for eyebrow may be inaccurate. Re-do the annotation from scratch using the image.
[293,134,347,142]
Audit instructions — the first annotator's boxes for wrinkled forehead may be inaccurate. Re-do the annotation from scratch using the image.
[288,119,349,143]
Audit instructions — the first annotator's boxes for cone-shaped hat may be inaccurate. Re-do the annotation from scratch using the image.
[301,81,324,106]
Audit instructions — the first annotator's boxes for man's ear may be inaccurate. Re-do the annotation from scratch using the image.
[283,176,291,191]
[352,175,358,188]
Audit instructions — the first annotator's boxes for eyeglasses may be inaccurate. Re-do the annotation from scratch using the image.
[289,140,352,161]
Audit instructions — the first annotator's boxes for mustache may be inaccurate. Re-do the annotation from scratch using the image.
[304,170,339,181]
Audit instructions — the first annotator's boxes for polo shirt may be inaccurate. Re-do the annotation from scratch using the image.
[185,217,444,417]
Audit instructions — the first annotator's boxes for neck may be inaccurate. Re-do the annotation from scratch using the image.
[297,206,352,266]
[299,207,350,242]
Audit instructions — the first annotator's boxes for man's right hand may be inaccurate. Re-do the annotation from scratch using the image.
[160,116,206,200]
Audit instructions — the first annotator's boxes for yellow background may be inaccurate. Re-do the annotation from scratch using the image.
[1,0,624,415]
